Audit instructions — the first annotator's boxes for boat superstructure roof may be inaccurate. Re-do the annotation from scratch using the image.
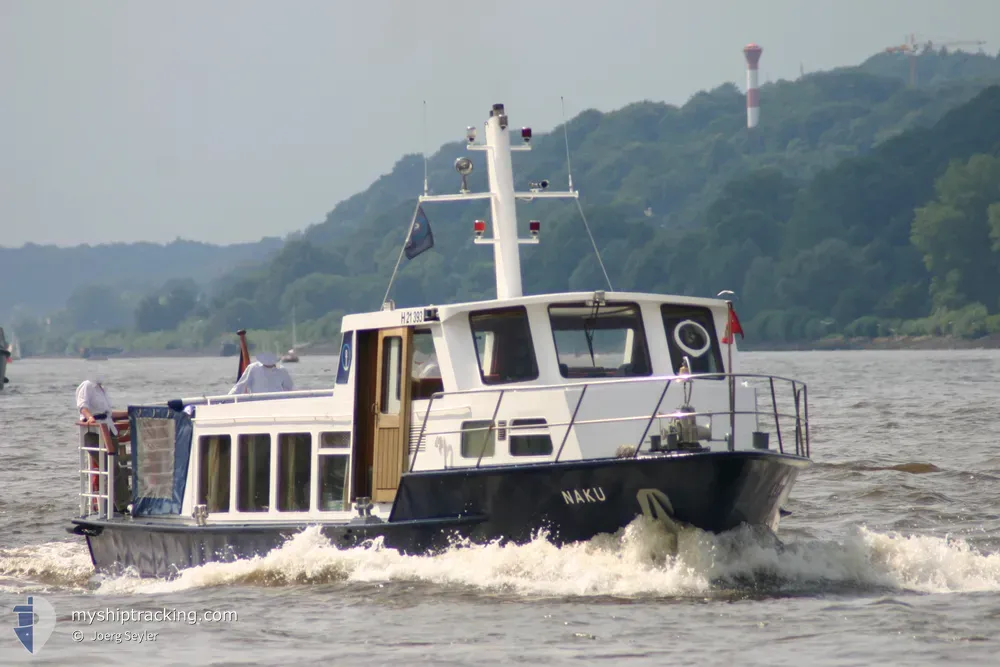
[342,291,732,332]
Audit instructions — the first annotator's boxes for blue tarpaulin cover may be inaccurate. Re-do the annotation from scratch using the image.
[128,405,193,515]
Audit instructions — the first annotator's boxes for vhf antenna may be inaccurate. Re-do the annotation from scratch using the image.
[561,96,575,192]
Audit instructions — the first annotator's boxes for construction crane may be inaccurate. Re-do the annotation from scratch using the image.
[884,34,987,86]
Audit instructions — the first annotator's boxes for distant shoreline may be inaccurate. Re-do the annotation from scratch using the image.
[14,336,1000,360]
[743,334,1000,352]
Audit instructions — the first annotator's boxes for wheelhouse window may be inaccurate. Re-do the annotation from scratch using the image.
[197,435,231,513]
[661,304,724,376]
[549,302,651,378]
[469,307,538,385]
[277,433,311,511]
[237,434,270,512]
[411,328,443,399]
[461,420,495,459]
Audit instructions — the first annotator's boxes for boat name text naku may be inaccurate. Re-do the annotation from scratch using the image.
[561,487,607,505]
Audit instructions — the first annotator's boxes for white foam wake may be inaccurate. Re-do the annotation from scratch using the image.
[86,519,1000,598]
[0,541,95,592]
[3,521,998,598]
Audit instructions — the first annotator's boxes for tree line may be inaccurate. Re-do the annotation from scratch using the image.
[10,51,1000,356]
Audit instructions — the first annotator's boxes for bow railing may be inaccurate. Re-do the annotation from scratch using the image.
[409,373,810,470]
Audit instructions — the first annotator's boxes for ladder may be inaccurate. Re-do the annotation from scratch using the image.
[78,423,130,519]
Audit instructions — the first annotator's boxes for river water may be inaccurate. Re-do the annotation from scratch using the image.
[1,351,998,665]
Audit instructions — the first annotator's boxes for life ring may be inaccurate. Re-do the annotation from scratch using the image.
[673,320,711,358]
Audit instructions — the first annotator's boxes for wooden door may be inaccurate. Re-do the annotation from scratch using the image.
[372,327,412,502]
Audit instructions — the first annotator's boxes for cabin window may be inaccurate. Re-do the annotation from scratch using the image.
[237,434,270,512]
[320,431,350,449]
[319,455,349,511]
[412,328,443,400]
[661,304,724,376]
[336,332,353,384]
[509,418,553,456]
[461,420,495,458]
[380,336,402,414]
[277,433,311,511]
[548,302,651,378]
[197,435,231,513]
[469,307,538,385]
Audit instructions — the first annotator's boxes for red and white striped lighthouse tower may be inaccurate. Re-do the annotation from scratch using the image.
[743,43,763,129]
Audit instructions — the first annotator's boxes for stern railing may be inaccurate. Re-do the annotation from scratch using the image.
[78,421,131,520]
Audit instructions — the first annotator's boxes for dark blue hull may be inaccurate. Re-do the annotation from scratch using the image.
[70,451,808,579]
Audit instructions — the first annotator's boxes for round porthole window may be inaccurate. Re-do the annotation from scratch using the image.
[673,320,711,358]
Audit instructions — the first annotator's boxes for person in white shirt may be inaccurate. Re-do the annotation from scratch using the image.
[229,352,295,395]
[76,374,127,435]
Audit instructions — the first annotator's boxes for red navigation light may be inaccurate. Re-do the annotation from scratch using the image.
[529,220,540,236]
[521,127,532,142]
[474,219,486,238]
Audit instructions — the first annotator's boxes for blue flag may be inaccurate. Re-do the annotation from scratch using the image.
[404,205,434,259]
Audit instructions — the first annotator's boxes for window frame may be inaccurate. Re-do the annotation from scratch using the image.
[276,432,312,512]
[236,433,271,513]
[197,434,231,513]
[460,419,496,459]
[468,306,539,385]
[317,452,350,511]
[547,301,652,379]
[660,303,725,377]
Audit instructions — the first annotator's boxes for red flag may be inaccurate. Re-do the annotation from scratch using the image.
[236,329,251,382]
[721,304,744,344]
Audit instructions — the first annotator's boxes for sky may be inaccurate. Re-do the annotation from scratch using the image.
[2,0,999,248]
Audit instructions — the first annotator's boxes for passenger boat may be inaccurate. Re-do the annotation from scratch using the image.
[68,103,812,579]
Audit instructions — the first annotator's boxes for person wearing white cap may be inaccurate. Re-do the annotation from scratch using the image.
[229,351,295,395]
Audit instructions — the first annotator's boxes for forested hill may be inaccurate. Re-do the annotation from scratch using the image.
[302,50,1000,248]
[0,237,282,323]
[12,50,1000,354]
[201,52,1000,340]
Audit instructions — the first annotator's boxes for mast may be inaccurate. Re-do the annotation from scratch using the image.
[419,103,578,300]
[482,104,522,299]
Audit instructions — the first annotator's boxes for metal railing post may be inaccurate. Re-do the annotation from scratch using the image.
[555,385,588,462]
[729,372,736,452]
[633,380,671,458]
[793,384,803,457]
[475,390,505,469]
[106,451,116,520]
[769,377,784,454]
[803,384,810,458]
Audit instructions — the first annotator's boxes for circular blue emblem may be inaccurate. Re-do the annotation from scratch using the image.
[341,343,352,371]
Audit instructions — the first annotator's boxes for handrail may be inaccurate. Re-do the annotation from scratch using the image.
[177,388,336,406]
[409,372,811,467]
[414,408,807,441]
[425,372,806,399]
